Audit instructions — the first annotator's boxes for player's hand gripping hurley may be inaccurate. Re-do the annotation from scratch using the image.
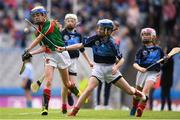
[147,47,180,70]
[19,50,32,75]
[20,19,61,75]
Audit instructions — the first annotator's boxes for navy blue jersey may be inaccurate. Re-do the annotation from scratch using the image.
[135,46,164,71]
[83,35,122,64]
[62,29,85,58]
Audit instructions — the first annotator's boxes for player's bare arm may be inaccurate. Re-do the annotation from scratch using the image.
[133,63,147,73]
[27,34,44,51]
[112,58,124,75]
[56,43,83,52]
[81,52,93,68]
[29,46,46,55]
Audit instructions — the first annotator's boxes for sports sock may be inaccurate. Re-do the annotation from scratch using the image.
[62,104,67,114]
[136,99,148,117]
[69,86,80,97]
[42,89,51,110]
[132,97,140,109]
[27,100,32,108]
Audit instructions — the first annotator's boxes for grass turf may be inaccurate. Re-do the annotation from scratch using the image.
[0,108,180,119]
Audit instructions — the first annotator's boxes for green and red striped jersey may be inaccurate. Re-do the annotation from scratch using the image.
[37,19,64,51]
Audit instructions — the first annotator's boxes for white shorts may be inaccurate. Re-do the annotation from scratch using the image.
[136,71,161,88]
[91,63,122,84]
[44,51,71,69]
[68,58,78,76]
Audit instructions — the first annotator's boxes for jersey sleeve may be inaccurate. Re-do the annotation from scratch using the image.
[79,34,85,52]
[134,48,142,64]
[82,35,98,47]
[110,41,122,60]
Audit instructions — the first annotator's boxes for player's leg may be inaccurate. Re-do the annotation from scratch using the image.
[61,84,68,114]
[41,65,55,115]
[136,80,154,117]
[113,77,146,100]
[130,86,142,116]
[58,68,80,97]
[149,88,155,110]
[57,51,80,96]
[67,74,76,106]
[130,71,147,116]
[67,58,78,105]
[167,87,172,111]
[24,79,32,108]
[60,74,76,114]
[161,87,166,110]
[103,82,112,109]
[95,82,102,110]
[68,76,99,116]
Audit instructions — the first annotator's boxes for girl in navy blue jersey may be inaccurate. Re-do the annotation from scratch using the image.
[57,19,146,116]
[61,13,93,114]
[130,28,164,117]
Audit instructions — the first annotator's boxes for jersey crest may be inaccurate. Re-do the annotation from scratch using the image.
[142,50,148,56]
[95,41,100,46]
[63,35,69,41]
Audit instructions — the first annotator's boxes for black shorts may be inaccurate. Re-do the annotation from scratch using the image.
[23,79,32,90]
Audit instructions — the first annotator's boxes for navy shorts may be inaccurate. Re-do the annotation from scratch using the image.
[23,79,32,90]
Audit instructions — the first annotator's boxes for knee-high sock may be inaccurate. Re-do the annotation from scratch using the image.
[42,89,51,110]
[97,82,102,105]
[132,97,140,109]
[138,97,148,111]
[68,85,80,97]
[104,82,111,106]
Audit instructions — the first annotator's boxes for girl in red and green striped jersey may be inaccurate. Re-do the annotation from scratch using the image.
[22,6,80,115]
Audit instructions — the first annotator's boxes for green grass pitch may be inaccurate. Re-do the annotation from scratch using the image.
[0,108,180,120]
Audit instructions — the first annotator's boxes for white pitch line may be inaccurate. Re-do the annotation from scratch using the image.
[2,110,60,116]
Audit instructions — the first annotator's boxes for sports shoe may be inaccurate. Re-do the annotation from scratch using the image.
[130,107,137,116]
[68,107,79,116]
[136,107,143,117]
[103,105,113,110]
[94,105,104,110]
[62,104,67,114]
[67,92,74,106]
[41,107,48,115]
[62,109,67,114]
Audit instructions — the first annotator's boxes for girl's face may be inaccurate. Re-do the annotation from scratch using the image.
[64,18,76,30]
[32,13,46,24]
[141,32,155,44]
[97,26,112,36]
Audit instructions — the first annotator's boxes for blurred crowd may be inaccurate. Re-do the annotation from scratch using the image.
[0,0,179,110]
[0,0,179,49]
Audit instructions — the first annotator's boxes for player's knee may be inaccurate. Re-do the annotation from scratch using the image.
[46,81,52,88]
[86,87,94,94]
[66,83,74,89]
